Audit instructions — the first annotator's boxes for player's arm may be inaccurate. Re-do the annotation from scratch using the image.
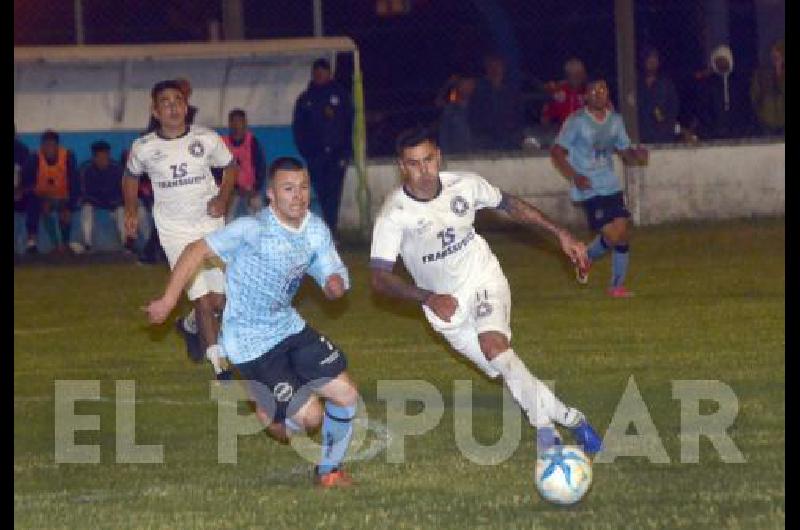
[370,265,458,323]
[497,193,588,269]
[550,145,591,190]
[122,168,140,238]
[145,239,217,324]
[208,160,239,217]
[615,146,648,166]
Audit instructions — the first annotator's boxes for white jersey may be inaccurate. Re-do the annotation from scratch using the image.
[126,125,233,239]
[370,171,507,296]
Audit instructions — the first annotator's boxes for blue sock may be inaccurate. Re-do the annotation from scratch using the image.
[587,235,609,263]
[317,402,356,475]
[611,244,629,287]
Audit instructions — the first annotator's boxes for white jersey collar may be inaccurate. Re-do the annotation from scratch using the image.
[269,206,310,234]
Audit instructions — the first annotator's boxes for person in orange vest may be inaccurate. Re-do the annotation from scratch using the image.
[222,109,267,221]
[20,130,80,254]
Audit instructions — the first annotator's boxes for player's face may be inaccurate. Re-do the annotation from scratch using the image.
[587,81,610,111]
[398,141,442,200]
[267,169,310,226]
[152,88,188,131]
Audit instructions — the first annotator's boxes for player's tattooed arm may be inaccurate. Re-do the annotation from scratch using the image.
[370,267,459,322]
[498,194,589,269]
[370,267,433,304]
[122,168,140,238]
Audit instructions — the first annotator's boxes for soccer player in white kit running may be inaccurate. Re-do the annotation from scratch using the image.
[369,126,603,455]
[123,80,238,379]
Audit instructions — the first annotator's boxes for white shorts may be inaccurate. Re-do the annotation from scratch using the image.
[422,274,512,379]
[160,233,226,301]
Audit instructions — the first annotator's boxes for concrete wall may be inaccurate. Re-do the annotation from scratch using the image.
[339,140,784,231]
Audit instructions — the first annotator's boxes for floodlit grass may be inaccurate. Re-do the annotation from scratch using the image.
[14,218,784,529]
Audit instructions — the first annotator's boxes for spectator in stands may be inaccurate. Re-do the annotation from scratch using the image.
[436,75,476,155]
[74,140,126,253]
[222,108,267,221]
[20,130,79,254]
[541,57,588,127]
[750,39,785,136]
[637,48,679,144]
[469,54,524,150]
[147,77,197,133]
[292,58,353,235]
[695,45,754,139]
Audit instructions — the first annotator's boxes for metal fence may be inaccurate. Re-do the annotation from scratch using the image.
[14,0,785,156]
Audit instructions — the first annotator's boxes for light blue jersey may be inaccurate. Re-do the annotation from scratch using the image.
[556,108,632,202]
[205,208,349,364]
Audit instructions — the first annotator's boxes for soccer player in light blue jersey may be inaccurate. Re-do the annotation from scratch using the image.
[146,157,359,488]
[551,78,648,297]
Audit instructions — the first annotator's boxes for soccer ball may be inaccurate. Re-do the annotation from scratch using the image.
[534,445,593,505]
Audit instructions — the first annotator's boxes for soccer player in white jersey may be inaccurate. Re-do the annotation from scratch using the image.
[124,80,238,379]
[551,78,648,297]
[370,126,603,455]
[145,157,359,488]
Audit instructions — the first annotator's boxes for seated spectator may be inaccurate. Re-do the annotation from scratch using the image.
[73,141,126,253]
[436,75,476,155]
[637,48,679,143]
[541,57,588,127]
[469,54,524,150]
[222,108,266,221]
[14,126,30,254]
[695,45,755,140]
[750,39,784,136]
[20,130,79,254]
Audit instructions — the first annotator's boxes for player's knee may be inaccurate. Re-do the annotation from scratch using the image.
[295,398,324,432]
[478,332,509,360]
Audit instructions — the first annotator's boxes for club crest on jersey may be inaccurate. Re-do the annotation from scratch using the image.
[450,196,469,216]
[273,382,294,402]
[476,301,493,318]
[188,140,205,158]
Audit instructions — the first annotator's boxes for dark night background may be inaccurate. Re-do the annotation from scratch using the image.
[14,0,780,155]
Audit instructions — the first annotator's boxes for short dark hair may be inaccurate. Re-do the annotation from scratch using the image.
[228,108,246,121]
[312,58,331,71]
[91,140,111,154]
[395,125,438,156]
[40,130,59,144]
[268,156,306,180]
[151,80,184,103]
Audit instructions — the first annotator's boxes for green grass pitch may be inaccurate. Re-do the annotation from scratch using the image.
[14,218,784,529]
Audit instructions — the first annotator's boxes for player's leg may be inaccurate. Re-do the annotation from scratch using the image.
[291,327,358,486]
[473,279,602,455]
[189,269,231,381]
[577,196,610,284]
[600,209,633,297]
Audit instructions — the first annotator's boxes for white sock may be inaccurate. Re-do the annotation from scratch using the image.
[183,309,198,334]
[489,349,581,428]
[205,344,224,375]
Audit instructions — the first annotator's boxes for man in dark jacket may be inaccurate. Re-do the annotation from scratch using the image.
[76,140,126,252]
[292,58,353,235]
[696,45,755,140]
[637,48,680,143]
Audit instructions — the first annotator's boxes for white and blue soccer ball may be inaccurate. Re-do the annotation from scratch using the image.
[534,445,593,505]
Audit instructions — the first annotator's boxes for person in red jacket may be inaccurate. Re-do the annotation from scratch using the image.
[541,58,588,127]
[222,109,267,221]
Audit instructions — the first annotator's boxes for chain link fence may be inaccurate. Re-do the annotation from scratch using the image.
[15,0,784,156]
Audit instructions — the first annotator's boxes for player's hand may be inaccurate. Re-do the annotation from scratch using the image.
[424,293,458,323]
[635,146,649,165]
[557,230,589,271]
[207,196,227,218]
[143,297,175,325]
[323,274,346,300]
[573,174,592,190]
[125,210,139,239]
